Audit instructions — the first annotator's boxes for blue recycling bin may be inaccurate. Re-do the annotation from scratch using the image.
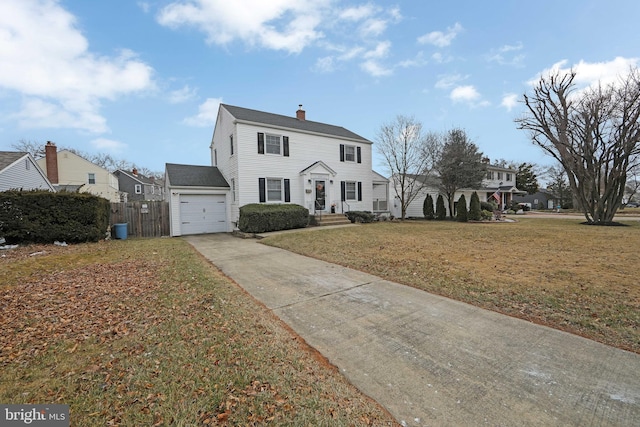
[113,223,128,240]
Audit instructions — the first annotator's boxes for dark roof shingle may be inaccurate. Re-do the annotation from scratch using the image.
[221,104,371,143]
[165,163,229,188]
[0,151,28,172]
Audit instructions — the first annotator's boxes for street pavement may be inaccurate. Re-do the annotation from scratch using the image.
[185,232,640,427]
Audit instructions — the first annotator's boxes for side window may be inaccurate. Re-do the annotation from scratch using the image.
[88,173,96,184]
[230,134,234,156]
[135,184,142,194]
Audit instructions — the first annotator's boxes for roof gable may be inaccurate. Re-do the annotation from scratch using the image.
[0,151,28,173]
[221,104,371,144]
[165,163,229,188]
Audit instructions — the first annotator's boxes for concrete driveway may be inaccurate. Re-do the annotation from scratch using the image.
[185,233,640,427]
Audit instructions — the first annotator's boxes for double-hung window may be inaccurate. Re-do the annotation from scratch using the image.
[266,135,281,155]
[88,173,96,184]
[135,184,142,194]
[486,171,494,180]
[259,177,291,203]
[345,182,357,200]
[340,144,361,163]
[257,132,290,156]
[497,172,503,180]
[506,173,512,181]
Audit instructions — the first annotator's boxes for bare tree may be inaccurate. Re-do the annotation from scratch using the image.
[11,139,46,158]
[516,67,640,224]
[434,128,486,218]
[376,115,440,219]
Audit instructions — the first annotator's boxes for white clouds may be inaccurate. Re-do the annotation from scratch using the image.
[501,93,519,111]
[183,97,222,127]
[157,0,328,54]
[418,22,463,48]
[91,138,127,153]
[450,85,490,108]
[435,73,468,90]
[169,85,197,103]
[532,57,639,89]
[487,42,525,67]
[0,0,155,133]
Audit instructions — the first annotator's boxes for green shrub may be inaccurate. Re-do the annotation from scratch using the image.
[435,194,446,220]
[238,204,309,233]
[469,192,481,221]
[481,201,498,212]
[346,210,375,223]
[423,194,435,220]
[480,209,493,220]
[456,194,468,222]
[0,190,110,244]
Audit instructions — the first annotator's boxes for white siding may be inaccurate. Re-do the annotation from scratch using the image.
[217,120,372,223]
[0,155,54,192]
[167,186,231,236]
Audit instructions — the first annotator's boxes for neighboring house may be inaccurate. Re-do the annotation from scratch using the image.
[513,189,558,210]
[0,151,55,192]
[36,141,121,202]
[165,163,230,236]
[114,169,164,202]
[166,104,388,236]
[391,160,525,218]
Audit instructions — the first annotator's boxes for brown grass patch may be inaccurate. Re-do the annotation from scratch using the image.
[263,218,640,353]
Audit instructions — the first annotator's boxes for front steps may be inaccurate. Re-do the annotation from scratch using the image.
[313,213,351,226]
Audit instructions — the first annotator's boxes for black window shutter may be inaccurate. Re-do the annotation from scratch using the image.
[357,146,361,163]
[357,181,362,201]
[259,178,266,202]
[340,144,345,162]
[284,179,290,202]
[257,133,265,154]
[341,181,346,201]
[283,136,289,157]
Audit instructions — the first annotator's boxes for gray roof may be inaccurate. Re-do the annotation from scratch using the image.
[115,169,157,185]
[0,151,27,172]
[221,104,371,143]
[165,163,229,188]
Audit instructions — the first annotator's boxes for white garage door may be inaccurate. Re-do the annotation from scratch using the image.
[180,194,227,235]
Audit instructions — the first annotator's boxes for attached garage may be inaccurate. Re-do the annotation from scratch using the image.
[179,194,227,235]
[165,163,231,236]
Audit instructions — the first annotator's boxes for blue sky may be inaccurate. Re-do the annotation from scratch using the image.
[1,0,639,176]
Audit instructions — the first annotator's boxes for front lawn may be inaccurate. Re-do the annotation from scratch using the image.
[263,218,640,354]
[0,239,397,426]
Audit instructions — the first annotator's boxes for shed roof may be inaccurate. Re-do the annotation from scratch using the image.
[165,163,229,188]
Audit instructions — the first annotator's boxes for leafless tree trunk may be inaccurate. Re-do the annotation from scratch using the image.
[376,115,440,219]
[516,67,640,224]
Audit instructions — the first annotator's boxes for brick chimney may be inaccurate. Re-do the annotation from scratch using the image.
[44,141,59,184]
[132,168,138,176]
[296,104,305,121]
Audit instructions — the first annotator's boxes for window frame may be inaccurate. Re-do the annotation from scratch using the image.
[497,172,503,180]
[344,145,356,162]
[88,173,96,185]
[345,181,357,200]
[506,173,512,181]
[229,134,234,156]
[265,134,281,155]
[134,184,142,194]
[266,178,283,202]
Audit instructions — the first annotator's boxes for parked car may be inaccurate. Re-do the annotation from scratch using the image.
[624,201,639,208]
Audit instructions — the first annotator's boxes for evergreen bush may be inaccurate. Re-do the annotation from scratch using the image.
[469,191,481,221]
[423,194,435,220]
[456,194,468,222]
[435,194,446,220]
[346,210,375,223]
[0,190,110,244]
[238,204,309,233]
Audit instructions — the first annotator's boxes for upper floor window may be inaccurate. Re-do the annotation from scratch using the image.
[257,132,290,156]
[340,144,362,163]
[506,173,512,181]
[497,172,503,180]
[486,171,494,180]
[88,173,96,184]
[230,134,234,155]
[135,184,142,194]
[266,135,281,154]
[25,159,30,170]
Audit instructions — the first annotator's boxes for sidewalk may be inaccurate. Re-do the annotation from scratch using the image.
[185,233,640,427]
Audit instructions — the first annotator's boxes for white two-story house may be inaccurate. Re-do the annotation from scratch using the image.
[166,104,386,236]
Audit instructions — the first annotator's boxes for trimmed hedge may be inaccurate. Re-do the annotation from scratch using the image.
[0,190,110,244]
[346,211,375,223]
[238,204,309,233]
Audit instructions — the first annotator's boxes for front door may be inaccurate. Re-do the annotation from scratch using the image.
[315,180,326,211]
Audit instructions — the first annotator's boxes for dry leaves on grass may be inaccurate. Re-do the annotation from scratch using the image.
[0,258,161,367]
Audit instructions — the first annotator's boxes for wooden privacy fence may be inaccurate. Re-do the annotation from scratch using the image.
[110,201,170,238]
